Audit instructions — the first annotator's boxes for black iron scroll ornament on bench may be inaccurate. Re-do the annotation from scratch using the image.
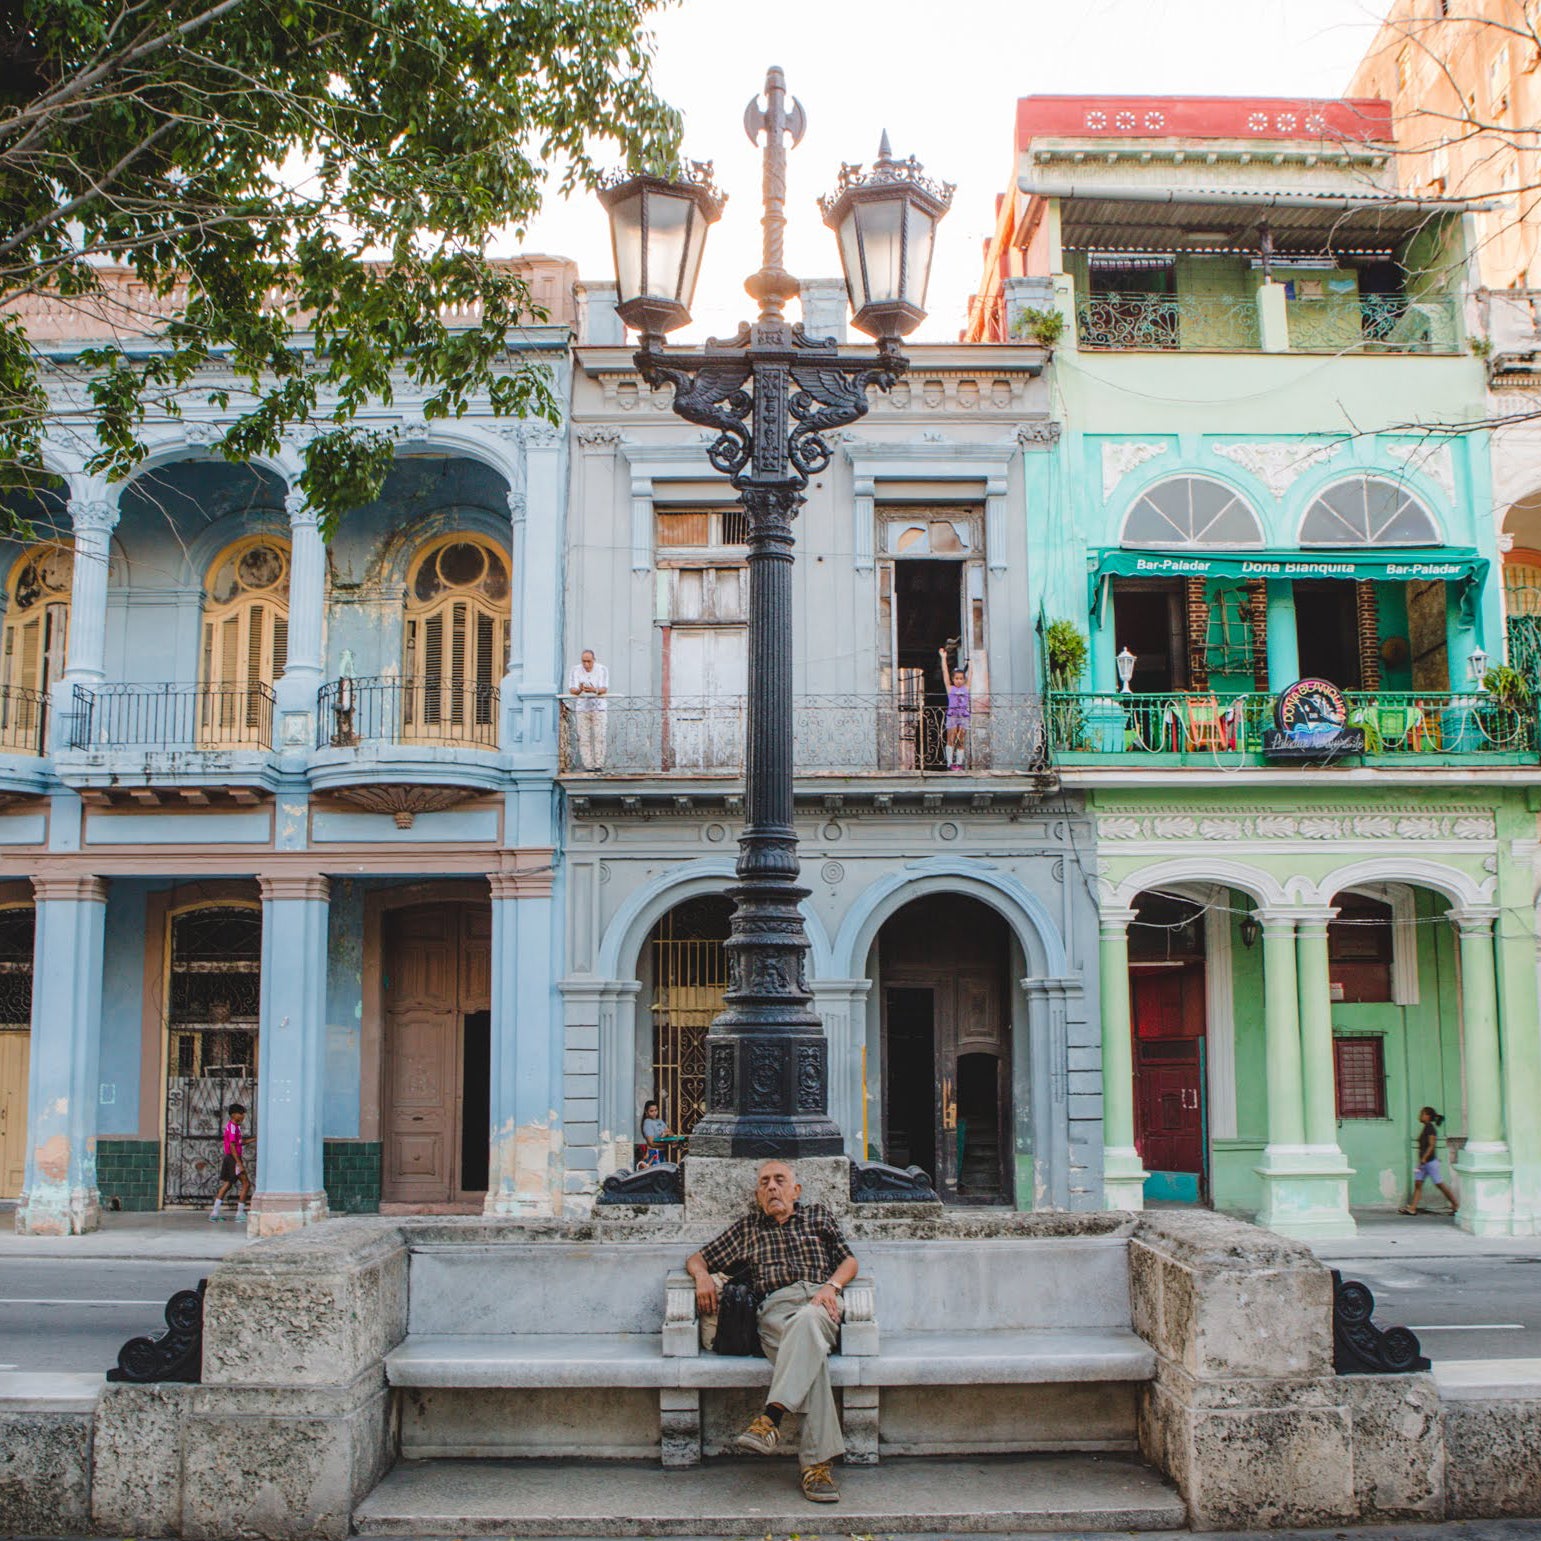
[107,1277,206,1383]
[1331,1269,1430,1374]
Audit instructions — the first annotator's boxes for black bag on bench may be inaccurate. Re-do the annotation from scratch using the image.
[712,1268,764,1357]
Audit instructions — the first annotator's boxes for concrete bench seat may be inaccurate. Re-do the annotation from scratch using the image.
[863,1327,1156,1385]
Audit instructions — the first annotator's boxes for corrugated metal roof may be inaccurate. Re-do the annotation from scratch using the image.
[1021,181,1491,253]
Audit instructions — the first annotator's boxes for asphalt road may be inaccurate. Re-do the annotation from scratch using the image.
[2,1252,1540,1372]
[1329,1255,1541,1361]
[0,1258,215,1374]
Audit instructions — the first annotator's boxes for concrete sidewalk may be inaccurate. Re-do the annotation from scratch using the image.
[0,1208,251,1261]
[1310,1210,1541,1261]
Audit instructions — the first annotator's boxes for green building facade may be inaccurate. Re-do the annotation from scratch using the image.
[979,94,1541,1238]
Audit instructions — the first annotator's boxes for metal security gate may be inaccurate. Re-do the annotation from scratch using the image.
[163,906,261,1205]
[649,897,732,1137]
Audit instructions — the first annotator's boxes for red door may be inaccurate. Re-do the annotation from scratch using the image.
[1131,969,1206,1186]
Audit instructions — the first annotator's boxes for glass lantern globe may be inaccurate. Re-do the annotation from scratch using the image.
[598,162,726,337]
[819,134,954,341]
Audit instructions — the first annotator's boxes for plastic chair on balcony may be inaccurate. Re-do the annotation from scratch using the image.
[1179,693,1230,752]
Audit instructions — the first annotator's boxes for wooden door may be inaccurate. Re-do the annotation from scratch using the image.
[668,625,747,769]
[1131,968,1206,1189]
[0,1030,28,1199]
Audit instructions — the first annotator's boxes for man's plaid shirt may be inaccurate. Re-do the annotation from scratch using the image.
[698,1202,853,1295]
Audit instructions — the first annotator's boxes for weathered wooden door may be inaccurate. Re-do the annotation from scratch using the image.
[382,902,491,1204]
[1132,967,1206,1198]
[0,1031,28,1198]
[668,625,747,769]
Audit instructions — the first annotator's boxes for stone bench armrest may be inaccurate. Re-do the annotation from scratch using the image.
[661,1272,877,1358]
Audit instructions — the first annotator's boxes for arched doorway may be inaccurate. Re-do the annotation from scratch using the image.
[163,904,262,1205]
[380,901,491,1207]
[0,903,34,1198]
[877,894,1011,1204]
[642,895,732,1142]
[1129,890,1208,1204]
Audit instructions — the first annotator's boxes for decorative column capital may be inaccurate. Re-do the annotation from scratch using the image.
[31,874,108,904]
[258,873,330,903]
[1292,906,1339,937]
[1256,907,1301,936]
[506,489,527,523]
[489,849,557,900]
[69,499,118,535]
[1450,906,1499,935]
[284,489,320,529]
[1098,906,1139,935]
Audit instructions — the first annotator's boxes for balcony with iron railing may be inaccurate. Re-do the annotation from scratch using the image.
[1073,288,1462,356]
[0,684,51,795]
[56,682,280,800]
[1046,689,1535,766]
[309,675,505,794]
[558,695,1049,780]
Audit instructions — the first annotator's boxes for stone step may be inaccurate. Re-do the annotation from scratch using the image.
[354,1453,1186,1536]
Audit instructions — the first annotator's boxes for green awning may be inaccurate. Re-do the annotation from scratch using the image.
[1090,547,1487,611]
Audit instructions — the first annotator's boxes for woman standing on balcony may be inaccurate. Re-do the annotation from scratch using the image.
[939,643,972,771]
[568,648,609,770]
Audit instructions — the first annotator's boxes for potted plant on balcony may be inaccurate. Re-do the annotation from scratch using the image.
[1480,665,1533,751]
[1044,620,1096,751]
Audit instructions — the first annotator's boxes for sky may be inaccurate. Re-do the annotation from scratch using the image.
[517,0,1397,343]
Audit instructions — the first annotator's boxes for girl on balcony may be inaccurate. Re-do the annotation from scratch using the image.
[938,643,972,771]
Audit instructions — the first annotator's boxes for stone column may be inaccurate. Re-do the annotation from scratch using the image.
[52,495,119,751]
[250,875,330,1236]
[1257,912,1356,1238]
[16,876,108,1234]
[1098,907,1146,1208]
[508,426,564,771]
[274,490,326,748]
[1452,908,1515,1235]
[486,857,561,1216]
[1289,908,1356,1237]
[1264,582,1300,689]
[810,979,873,1159]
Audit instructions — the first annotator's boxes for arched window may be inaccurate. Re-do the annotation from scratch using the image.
[403,537,509,741]
[1300,476,1439,546]
[201,538,289,746]
[1,546,71,752]
[1121,477,1265,548]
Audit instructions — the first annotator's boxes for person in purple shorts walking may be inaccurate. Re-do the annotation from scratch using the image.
[1400,1105,1459,1216]
[938,644,972,770]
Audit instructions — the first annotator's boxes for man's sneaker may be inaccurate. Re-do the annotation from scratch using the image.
[800,1462,839,1503]
[734,1414,781,1455]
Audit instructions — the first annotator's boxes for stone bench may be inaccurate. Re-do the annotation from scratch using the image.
[385,1233,1153,1465]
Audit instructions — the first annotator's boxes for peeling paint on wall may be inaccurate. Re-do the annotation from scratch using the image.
[487,1113,563,1216]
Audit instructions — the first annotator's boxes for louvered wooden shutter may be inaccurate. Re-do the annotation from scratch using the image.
[423,614,443,723]
[450,601,467,725]
[272,614,288,675]
[475,610,495,725]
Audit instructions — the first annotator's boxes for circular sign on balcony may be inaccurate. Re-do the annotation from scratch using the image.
[1266,678,1364,758]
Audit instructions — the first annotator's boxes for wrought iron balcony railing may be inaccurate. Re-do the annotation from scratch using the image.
[1285,294,1460,354]
[559,694,1048,776]
[68,682,276,751]
[1046,690,1534,759]
[1076,293,1261,351]
[317,676,500,750]
[0,685,48,755]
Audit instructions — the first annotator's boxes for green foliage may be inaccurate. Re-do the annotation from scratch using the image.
[1470,334,1494,360]
[1012,305,1065,348]
[1482,664,1532,708]
[0,0,682,533]
[1043,619,1088,688]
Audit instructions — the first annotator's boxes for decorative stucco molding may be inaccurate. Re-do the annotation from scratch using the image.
[1098,810,1496,843]
[329,784,481,829]
[1017,421,1062,448]
[1212,439,1342,497]
[1100,441,1169,500]
[1386,440,1456,502]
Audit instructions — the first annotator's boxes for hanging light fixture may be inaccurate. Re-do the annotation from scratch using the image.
[1467,647,1490,688]
[1240,910,1261,949]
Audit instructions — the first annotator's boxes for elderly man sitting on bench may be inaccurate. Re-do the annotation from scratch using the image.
[684,1159,859,1504]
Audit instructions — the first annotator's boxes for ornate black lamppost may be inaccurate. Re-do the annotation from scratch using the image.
[600,68,952,1159]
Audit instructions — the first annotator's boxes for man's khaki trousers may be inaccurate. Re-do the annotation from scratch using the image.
[758,1282,843,1467]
